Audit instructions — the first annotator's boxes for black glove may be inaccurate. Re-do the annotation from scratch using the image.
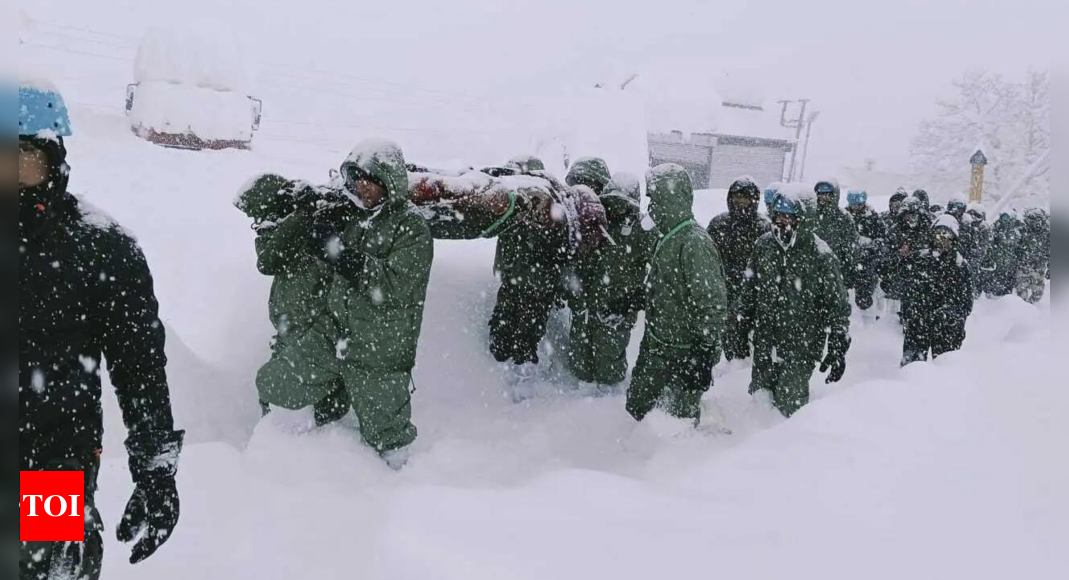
[304,208,344,259]
[819,352,846,383]
[334,246,368,282]
[855,293,874,310]
[118,430,184,564]
[819,331,850,384]
[117,478,180,564]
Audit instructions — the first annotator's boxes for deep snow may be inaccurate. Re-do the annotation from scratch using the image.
[17,4,1065,579]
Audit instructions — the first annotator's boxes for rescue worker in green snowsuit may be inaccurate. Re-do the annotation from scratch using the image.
[235,175,353,427]
[738,192,852,417]
[812,179,860,291]
[252,140,433,468]
[626,164,728,423]
[488,156,570,386]
[1015,208,1050,303]
[568,170,655,390]
[982,211,1023,297]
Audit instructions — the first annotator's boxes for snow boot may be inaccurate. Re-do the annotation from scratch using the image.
[507,362,539,403]
[381,446,410,471]
[313,382,350,427]
[594,382,624,397]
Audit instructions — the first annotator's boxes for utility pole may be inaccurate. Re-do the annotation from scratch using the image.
[778,98,809,182]
[799,110,820,181]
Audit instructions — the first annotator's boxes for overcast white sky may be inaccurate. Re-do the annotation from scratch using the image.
[536,0,1060,176]
[17,0,1060,178]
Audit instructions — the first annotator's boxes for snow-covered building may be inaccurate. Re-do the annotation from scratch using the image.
[648,100,795,189]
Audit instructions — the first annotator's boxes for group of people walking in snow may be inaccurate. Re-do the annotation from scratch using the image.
[238,141,1051,464]
[238,145,1053,467]
[16,84,1052,580]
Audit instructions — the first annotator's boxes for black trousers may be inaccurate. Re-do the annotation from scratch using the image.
[20,454,103,580]
[902,318,965,366]
[489,282,557,365]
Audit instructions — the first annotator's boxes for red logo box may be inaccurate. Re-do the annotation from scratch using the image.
[20,471,85,542]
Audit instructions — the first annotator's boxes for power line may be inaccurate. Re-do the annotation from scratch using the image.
[27,18,539,111]
[32,28,138,51]
[22,42,132,63]
[28,18,140,42]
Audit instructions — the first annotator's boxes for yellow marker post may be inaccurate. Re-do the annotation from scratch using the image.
[969,149,988,202]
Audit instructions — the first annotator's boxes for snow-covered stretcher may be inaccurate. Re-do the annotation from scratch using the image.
[408,167,607,254]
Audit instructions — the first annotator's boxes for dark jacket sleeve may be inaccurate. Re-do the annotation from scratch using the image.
[680,233,729,353]
[951,260,974,320]
[737,254,758,328]
[97,230,176,437]
[256,211,313,275]
[817,251,852,351]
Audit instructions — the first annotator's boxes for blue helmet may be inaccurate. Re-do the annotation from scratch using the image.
[19,85,73,138]
[770,192,800,216]
[763,183,782,206]
[846,189,868,207]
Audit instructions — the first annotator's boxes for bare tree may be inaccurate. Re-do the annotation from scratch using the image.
[910,69,1050,210]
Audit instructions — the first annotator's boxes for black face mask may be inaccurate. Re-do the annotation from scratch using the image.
[601,195,637,226]
[728,195,757,216]
[772,217,798,249]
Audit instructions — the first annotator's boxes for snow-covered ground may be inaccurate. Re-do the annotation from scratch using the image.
[18,3,1064,579]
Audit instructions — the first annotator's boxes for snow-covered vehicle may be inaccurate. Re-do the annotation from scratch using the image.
[125,27,261,150]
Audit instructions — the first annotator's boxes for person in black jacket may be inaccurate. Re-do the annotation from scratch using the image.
[845,189,887,311]
[707,176,770,360]
[881,196,932,302]
[880,188,909,233]
[18,85,183,580]
[900,215,974,365]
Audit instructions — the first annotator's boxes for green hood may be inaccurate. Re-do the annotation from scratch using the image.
[235,173,300,223]
[342,139,410,205]
[604,171,641,203]
[601,171,641,225]
[505,155,546,174]
[566,157,612,195]
[646,163,695,234]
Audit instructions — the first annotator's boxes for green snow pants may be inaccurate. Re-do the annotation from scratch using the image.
[257,322,416,453]
[626,338,714,422]
[568,309,637,385]
[749,351,816,418]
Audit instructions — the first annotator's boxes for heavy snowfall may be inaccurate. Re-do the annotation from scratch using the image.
[13,1,1062,579]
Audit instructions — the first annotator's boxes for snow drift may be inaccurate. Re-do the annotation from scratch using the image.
[17,2,1064,578]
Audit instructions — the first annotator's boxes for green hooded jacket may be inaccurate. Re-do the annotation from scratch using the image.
[644,164,728,352]
[812,180,860,288]
[573,171,654,314]
[739,204,851,364]
[235,174,340,339]
[493,164,570,294]
[565,157,612,194]
[327,141,434,372]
